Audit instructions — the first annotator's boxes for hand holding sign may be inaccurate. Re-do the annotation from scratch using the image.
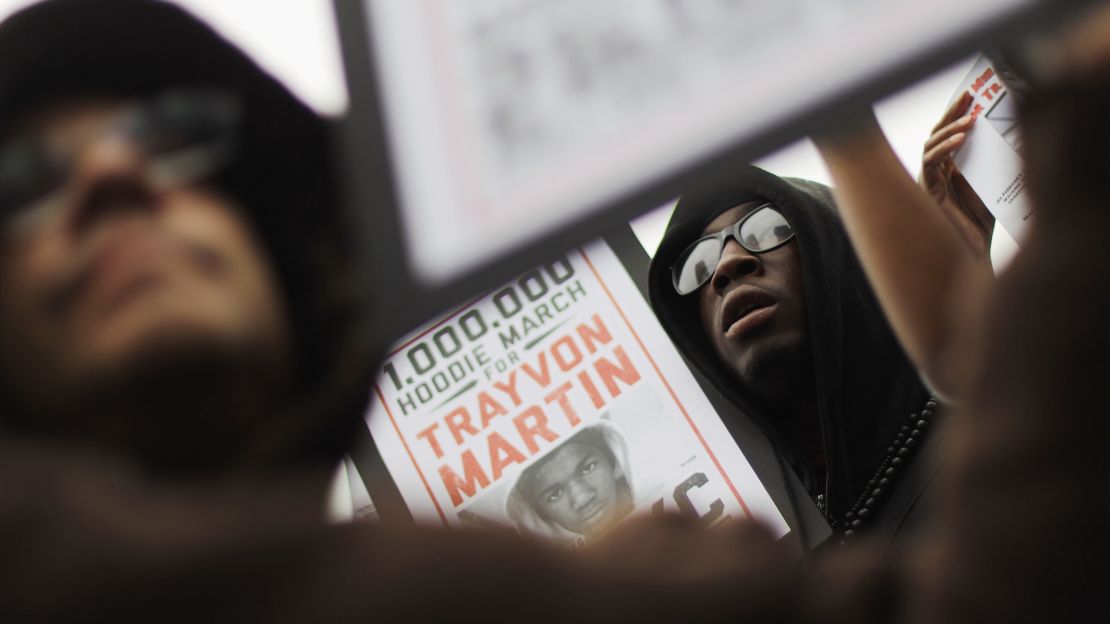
[920,90,995,258]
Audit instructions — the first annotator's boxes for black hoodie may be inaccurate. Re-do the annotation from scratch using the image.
[0,0,378,476]
[648,165,934,537]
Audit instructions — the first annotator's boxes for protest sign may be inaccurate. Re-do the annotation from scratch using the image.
[362,240,785,546]
[340,0,1045,285]
[952,54,1032,242]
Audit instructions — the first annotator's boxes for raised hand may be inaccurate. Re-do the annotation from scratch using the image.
[919,91,995,259]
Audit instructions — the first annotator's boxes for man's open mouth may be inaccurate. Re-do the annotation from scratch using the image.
[721,287,777,337]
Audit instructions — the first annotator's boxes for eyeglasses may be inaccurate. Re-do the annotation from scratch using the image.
[671,203,795,295]
[0,89,241,238]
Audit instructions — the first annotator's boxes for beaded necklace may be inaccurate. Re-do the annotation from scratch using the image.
[814,397,938,542]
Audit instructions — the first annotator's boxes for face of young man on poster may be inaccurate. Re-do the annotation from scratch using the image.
[522,435,630,536]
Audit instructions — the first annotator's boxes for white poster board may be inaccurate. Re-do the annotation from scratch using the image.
[357,0,1038,282]
[952,55,1033,242]
[364,240,785,546]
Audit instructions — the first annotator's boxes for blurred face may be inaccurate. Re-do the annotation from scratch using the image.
[696,202,809,390]
[0,98,290,415]
[525,437,627,536]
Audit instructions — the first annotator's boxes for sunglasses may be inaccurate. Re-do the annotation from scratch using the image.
[0,89,241,239]
[671,203,795,295]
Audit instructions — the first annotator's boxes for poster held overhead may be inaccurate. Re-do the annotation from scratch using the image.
[951,54,1033,242]
[337,0,1050,294]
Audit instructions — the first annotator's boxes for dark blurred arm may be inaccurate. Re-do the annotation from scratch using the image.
[0,443,797,623]
[814,114,994,403]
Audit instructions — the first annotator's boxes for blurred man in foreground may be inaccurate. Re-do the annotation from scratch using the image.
[0,1,794,621]
[0,1,374,477]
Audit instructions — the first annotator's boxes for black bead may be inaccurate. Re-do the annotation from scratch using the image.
[922,409,934,419]
[896,433,905,442]
[916,419,928,429]
[910,429,922,439]
[872,488,883,498]
[892,457,904,467]
[909,413,918,422]
[846,511,855,520]
[885,468,897,478]
[926,400,937,409]
[865,498,876,507]
[844,530,855,538]
[887,446,895,454]
[905,438,917,448]
[852,519,862,529]
[859,508,871,519]
[879,478,890,487]
[898,447,910,457]
[901,426,910,433]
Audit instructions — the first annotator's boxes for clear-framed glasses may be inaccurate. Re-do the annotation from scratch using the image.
[671,203,795,295]
[0,89,241,238]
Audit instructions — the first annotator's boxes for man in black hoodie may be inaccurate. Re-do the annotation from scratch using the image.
[648,167,936,544]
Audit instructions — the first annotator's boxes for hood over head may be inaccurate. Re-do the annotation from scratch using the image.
[647,165,927,519]
[0,0,378,475]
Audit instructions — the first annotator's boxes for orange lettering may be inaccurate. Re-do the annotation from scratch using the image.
[488,432,527,480]
[544,381,581,426]
[577,370,605,409]
[445,407,477,445]
[440,450,490,507]
[478,392,508,428]
[417,422,445,459]
[520,352,553,388]
[577,314,613,355]
[513,405,559,454]
[595,346,641,398]
[492,370,523,406]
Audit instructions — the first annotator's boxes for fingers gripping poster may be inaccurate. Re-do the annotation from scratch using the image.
[365,240,785,546]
